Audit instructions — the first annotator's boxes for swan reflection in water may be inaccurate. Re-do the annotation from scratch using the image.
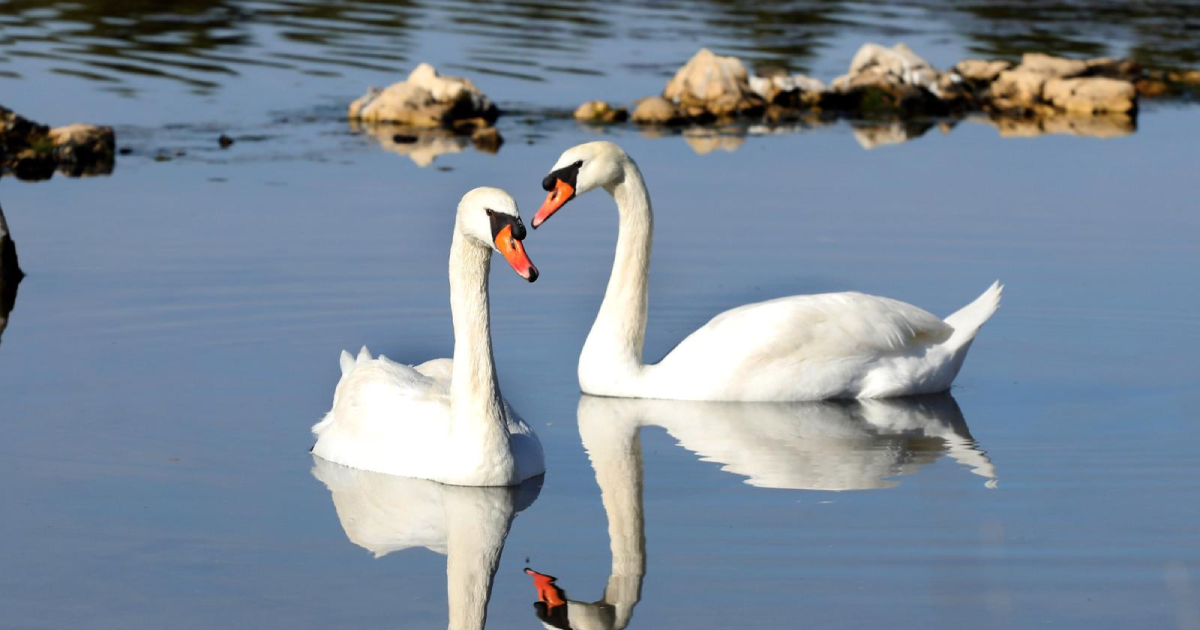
[311,456,542,630]
[527,393,995,629]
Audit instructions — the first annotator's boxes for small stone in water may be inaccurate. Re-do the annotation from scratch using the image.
[218,134,234,148]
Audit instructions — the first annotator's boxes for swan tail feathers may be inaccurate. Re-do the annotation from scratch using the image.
[311,412,334,435]
[357,345,373,363]
[339,350,355,376]
[943,280,1003,345]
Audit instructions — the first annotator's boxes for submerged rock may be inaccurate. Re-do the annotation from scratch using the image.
[574,101,628,124]
[631,97,685,125]
[349,63,498,128]
[47,124,115,176]
[1,106,115,180]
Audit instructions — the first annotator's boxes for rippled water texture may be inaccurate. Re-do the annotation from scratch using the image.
[1,2,1199,629]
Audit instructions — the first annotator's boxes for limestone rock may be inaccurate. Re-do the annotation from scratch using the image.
[573,101,628,123]
[2,106,115,180]
[47,124,115,173]
[749,74,826,106]
[661,48,765,120]
[1018,53,1088,78]
[665,48,753,105]
[989,69,1049,106]
[349,63,498,128]
[1042,77,1137,114]
[631,97,685,125]
[833,43,941,92]
[954,59,1012,83]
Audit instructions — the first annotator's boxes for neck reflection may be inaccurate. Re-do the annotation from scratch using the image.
[312,456,542,630]
[526,393,994,629]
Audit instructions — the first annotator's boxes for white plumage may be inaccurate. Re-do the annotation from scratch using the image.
[534,141,1002,401]
[312,188,544,486]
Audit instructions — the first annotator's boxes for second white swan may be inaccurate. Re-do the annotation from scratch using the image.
[534,141,1002,402]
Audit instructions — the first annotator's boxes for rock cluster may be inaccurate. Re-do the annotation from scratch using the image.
[986,53,1139,115]
[349,63,498,129]
[592,44,1200,134]
[348,63,504,165]
[2,106,115,180]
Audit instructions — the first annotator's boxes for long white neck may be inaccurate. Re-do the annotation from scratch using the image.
[579,161,653,393]
[447,228,512,480]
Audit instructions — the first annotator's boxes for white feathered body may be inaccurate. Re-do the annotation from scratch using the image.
[581,281,1003,401]
[312,347,545,486]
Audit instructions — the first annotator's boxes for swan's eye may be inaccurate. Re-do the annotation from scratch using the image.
[485,208,494,216]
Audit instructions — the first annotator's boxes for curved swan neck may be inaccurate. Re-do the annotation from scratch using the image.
[582,159,653,386]
[448,228,506,433]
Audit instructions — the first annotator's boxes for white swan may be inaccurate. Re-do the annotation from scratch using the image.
[311,456,542,630]
[533,141,1002,401]
[523,393,993,629]
[312,187,545,486]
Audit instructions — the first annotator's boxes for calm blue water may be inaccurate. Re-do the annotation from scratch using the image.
[2,2,1199,629]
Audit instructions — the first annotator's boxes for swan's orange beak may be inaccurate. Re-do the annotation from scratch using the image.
[495,225,538,282]
[533,179,574,228]
[525,568,566,607]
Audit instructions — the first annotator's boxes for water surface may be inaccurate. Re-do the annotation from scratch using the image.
[1,2,1199,629]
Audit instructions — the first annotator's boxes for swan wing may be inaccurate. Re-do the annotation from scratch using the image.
[666,292,950,364]
[312,348,451,474]
[655,292,952,398]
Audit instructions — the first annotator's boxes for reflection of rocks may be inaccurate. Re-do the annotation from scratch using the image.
[2,106,115,181]
[978,113,1135,139]
[349,63,498,128]
[575,101,628,124]
[351,122,505,167]
[682,129,745,155]
[0,203,23,347]
[851,121,935,149]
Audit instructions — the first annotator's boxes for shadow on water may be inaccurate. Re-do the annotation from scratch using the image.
[310,456,543,630]
[1,1,1198,94]
[524,393,994,630]
[0,201,23,347]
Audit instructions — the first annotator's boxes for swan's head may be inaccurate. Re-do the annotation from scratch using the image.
[458,187,538,282]
[533,141,630,228]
